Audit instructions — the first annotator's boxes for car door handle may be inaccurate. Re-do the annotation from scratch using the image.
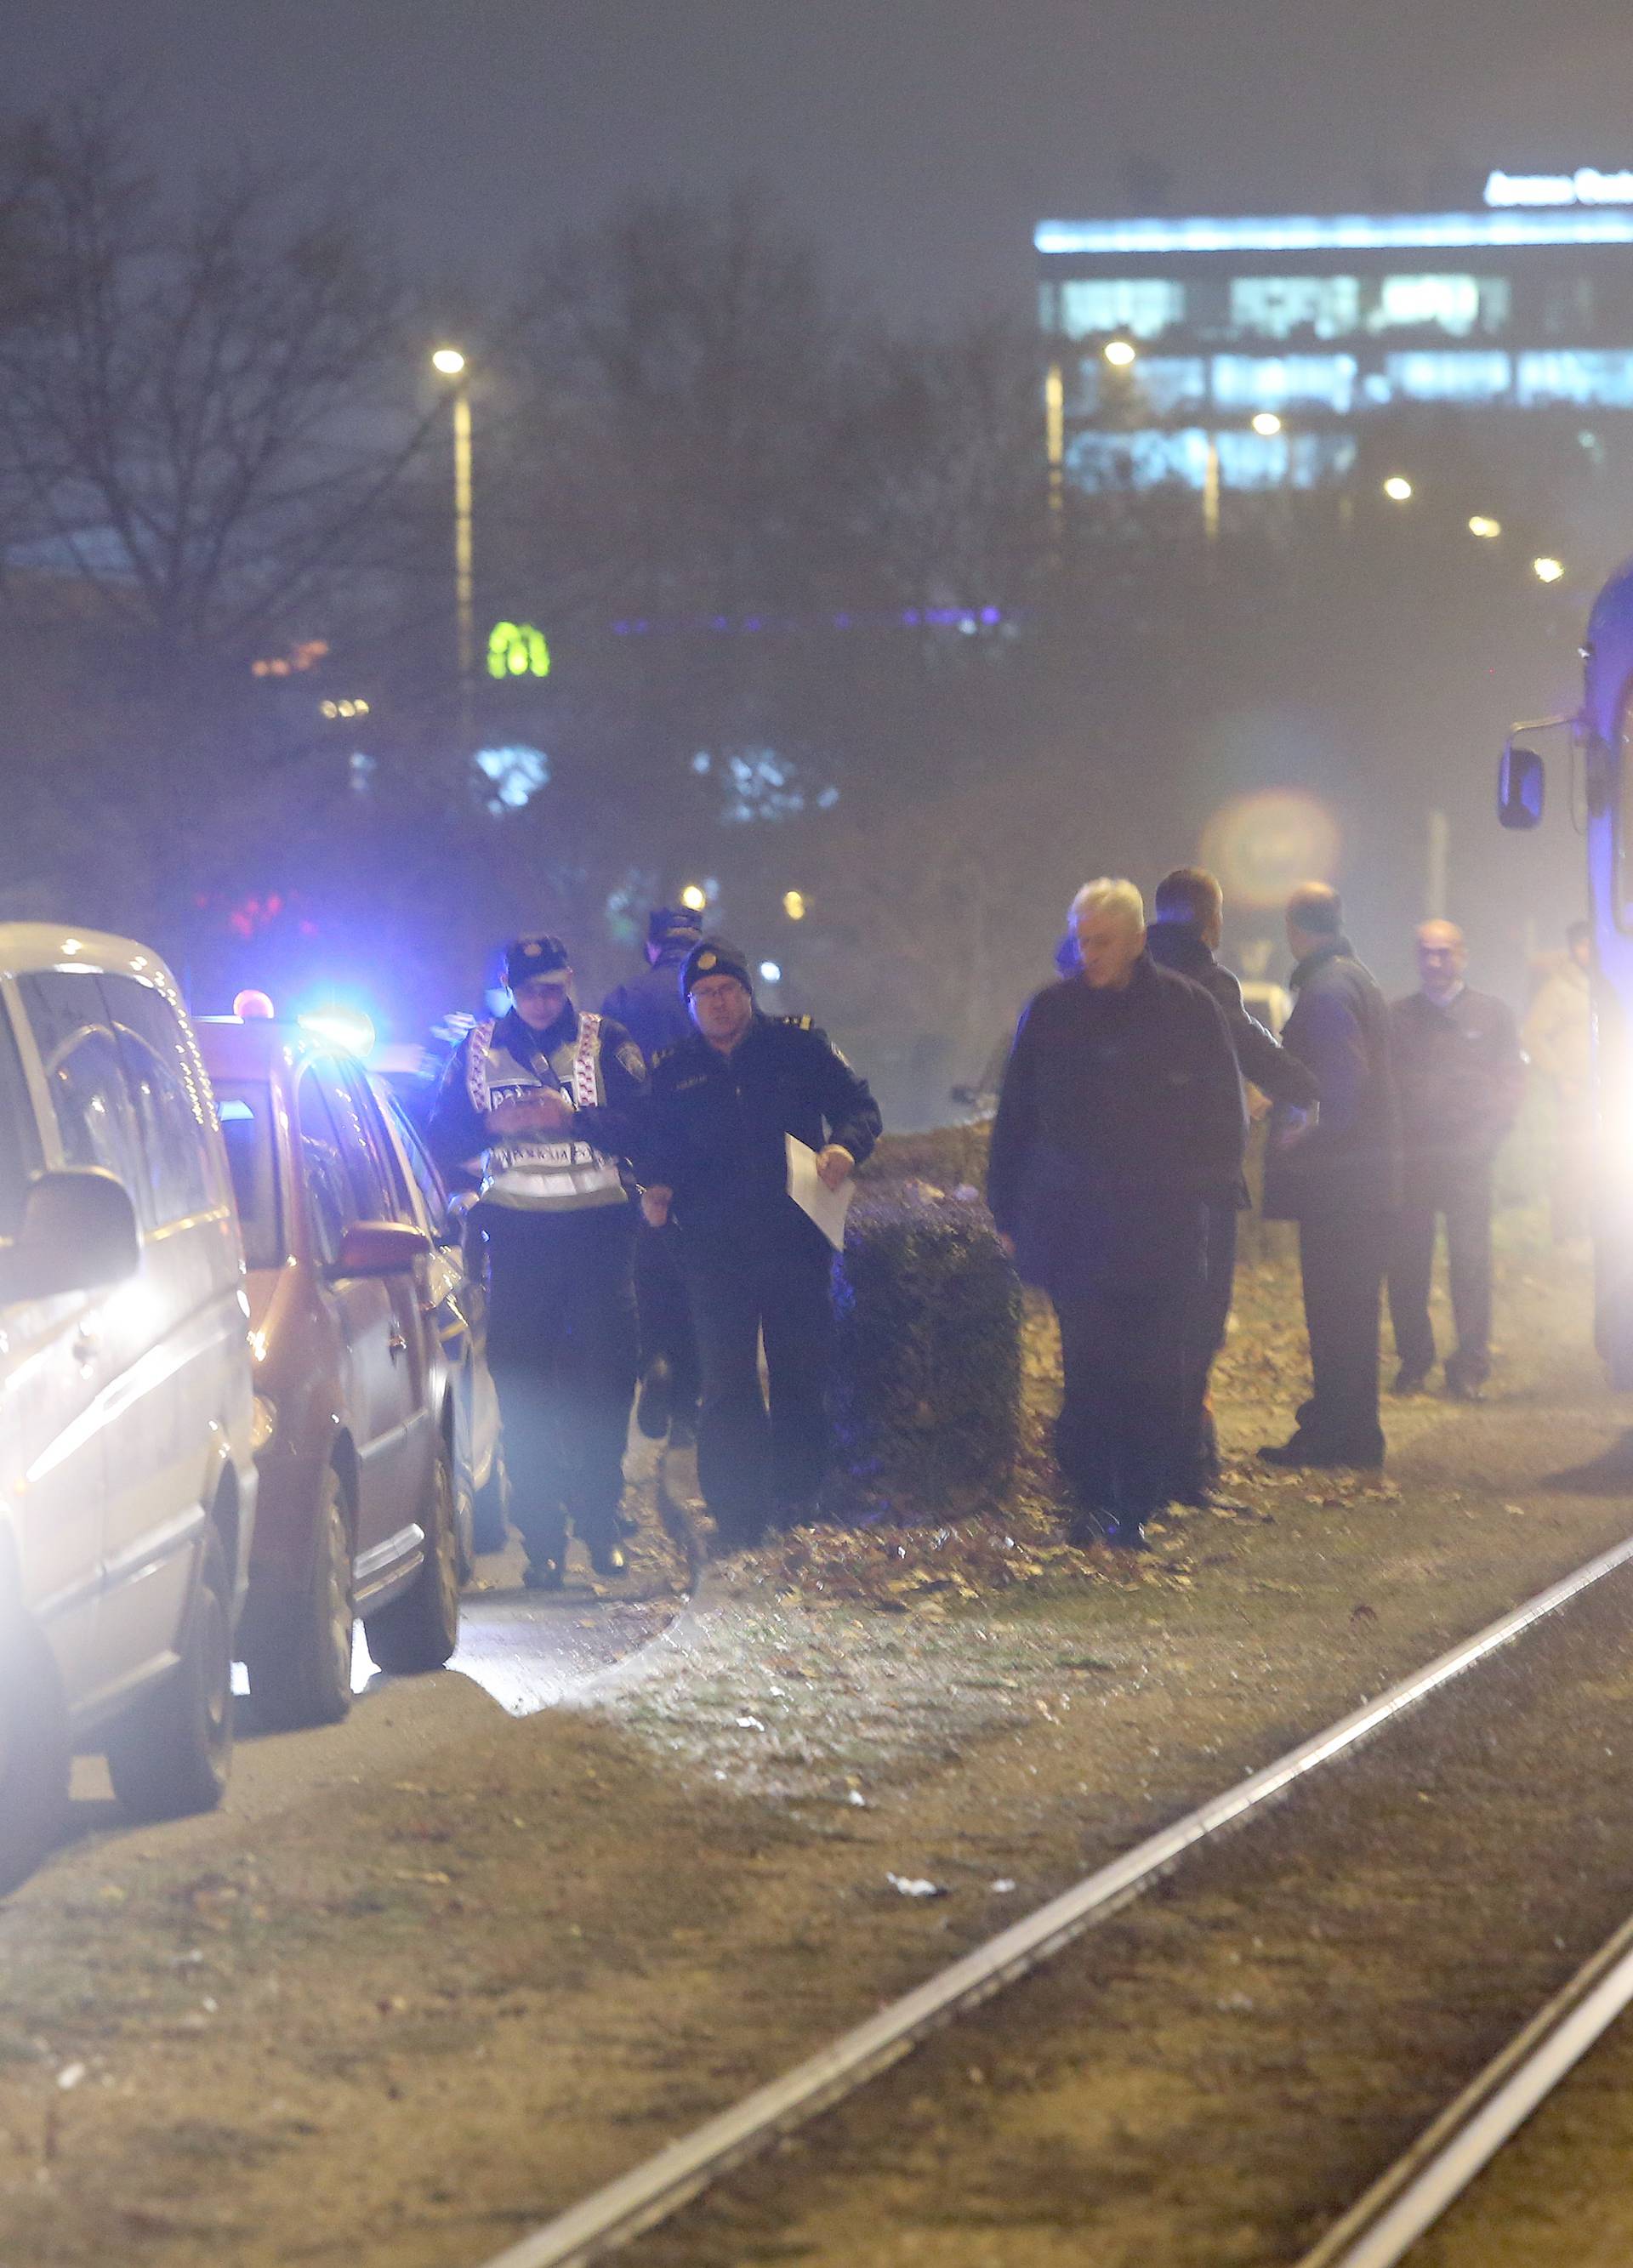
[387,1327,408,1361]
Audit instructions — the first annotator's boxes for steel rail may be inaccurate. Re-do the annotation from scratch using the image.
[1298,1903,1633,2267]
[473,1527,1633,2268]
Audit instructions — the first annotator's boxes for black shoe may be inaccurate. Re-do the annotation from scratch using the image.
[521,1555,564,1591]
[1259,1433,1384,1470]
[1392,1365,1431,1395]
[635,1358,673,1441]
[616,1505,640,1538]
[588,1539,627,1577]
[668,1415,697,1452]
[1445,1366,1487,1403]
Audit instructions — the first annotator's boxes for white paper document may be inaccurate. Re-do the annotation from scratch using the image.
[786,1134,856,1251]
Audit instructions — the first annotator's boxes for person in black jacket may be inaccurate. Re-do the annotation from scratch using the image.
[1147,867,1320,1498]
[987,878,1246,1549]
[601,907,705,1448]
[1388,920,1525,1400]
[640,940,882,1548]
[1260,884,1403,1468]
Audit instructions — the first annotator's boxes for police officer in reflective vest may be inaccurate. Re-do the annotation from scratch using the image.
[640,939,882,1549]
[429,935,647,1589]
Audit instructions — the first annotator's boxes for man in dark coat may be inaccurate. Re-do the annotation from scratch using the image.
[1261,884,1403,1468]
[1388,919,1525,1400]
[987,878,1247,1549]
[640,940,882,1548]
[601,907,704,1447]
[1147,867,1320,1498]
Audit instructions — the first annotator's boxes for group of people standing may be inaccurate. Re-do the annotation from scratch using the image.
[989,872,1533,1550]
[427,914,880,1588]
[425,870,1556,1582]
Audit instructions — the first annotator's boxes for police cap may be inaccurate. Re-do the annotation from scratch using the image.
[679,937,754,1002]
[505,934,572,988]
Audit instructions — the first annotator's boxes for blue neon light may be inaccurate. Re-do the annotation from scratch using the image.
[1035,212,1633,257]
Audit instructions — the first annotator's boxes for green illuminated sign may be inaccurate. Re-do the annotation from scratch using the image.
[486,621,551,680]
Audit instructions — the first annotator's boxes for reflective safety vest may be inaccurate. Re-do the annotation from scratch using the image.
[467,1012,628,1213]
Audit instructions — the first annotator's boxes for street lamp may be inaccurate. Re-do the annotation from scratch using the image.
[1533,555,1566,583]
[1251,411,1283,436]
[782,890,808,921]
[1102,338,1137,368]
[680,883,708,913]
[1383,475,1414,503]
[1469,515,1502,539]
[431,345,475,744]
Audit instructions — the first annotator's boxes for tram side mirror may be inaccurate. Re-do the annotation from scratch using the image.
[1498,741,1545,831]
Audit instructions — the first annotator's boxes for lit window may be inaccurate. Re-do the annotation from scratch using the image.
[1230,276,1359,340]
[475,745,550,814]
[1058,280,1185,339]
[1385,352,1512,402]
[1211,355,1357,412]
[1132,357,1208,413]
[1516,351,1633,407]
[1367,276,1481,333]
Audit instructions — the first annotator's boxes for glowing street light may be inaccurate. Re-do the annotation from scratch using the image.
[1250,411,1283,436]
[1382,475,1414,503]
[680,882,708,912]
[1533,555,1566,583]
[1102,338,1137,368]
[431,346,475,743]
[1468,515,1503,539]
[759,961,782,985]
[782,890,808,921]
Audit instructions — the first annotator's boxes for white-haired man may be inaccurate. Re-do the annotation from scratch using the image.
[987,879,1246,1548]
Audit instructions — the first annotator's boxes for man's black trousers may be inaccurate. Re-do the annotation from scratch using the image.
[681,1242,833,1543]
[1388,1161,1493,1384]
[1053,1271,1200,1522]
[635,1220,701,1420]
[481,1204,637,1567]
[1298,1209,1387,1458]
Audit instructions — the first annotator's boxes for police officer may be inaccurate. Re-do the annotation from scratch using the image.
[640,939,882,1549]
[428,935,647,1589]
[601,908,704,1449]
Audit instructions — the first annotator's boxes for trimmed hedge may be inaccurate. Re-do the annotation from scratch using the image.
[831,1182,1021,1512]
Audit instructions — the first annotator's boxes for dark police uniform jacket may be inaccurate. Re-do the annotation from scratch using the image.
[987,954,1246,1295]
[601,954,694,1067]
[1262,940,1403,1223]
[1145,923,1320,1111]
[1389,986,1524,1188]
[643,1014,882,1267]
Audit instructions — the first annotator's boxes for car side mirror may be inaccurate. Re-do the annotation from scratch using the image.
[329,1219,431,1277]
[1499,741,1545,830]
[0,1170,141,1305]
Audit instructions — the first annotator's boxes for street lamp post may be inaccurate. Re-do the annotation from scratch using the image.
[431,346,474,747]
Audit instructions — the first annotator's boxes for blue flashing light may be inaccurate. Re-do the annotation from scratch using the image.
[298,1005,378,1061]
[1034,211,1633,257]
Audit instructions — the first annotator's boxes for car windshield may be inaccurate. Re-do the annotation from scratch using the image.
[0,1006,41,1239]
[213,1080,284,1269]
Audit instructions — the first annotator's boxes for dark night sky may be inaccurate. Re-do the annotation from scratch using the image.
[9,0,1633,322]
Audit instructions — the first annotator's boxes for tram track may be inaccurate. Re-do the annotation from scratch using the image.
[473,1526,1633,2268]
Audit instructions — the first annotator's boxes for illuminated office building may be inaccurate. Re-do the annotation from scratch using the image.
[1037,179,1633,494]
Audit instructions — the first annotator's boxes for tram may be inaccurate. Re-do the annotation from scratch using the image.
[1502,558,1633,1385]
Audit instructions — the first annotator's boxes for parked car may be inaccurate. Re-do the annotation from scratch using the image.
[370,1077,505,1566]
[0,927,258,1892]
[196,1019,463,1730]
